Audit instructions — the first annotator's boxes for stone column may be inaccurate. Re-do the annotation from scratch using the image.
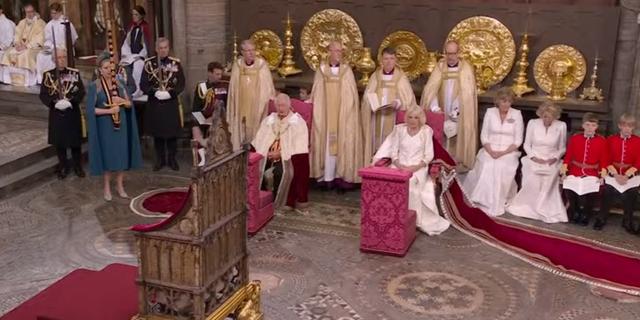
[182,0,228,112]
[615,0,640,133]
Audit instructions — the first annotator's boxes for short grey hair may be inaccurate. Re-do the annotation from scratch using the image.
[240,39,255,50]
[156,37,170,47]
[404,105,426,126]
[381,47,396,56]
[536,101,562,120]
[327,41,342,50]
[275,93,291,107]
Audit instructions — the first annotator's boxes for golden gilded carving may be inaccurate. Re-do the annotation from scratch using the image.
[446,16,516,90]
[377,30,429,81]
[511,34,535,97]
[356,47,376,85]
[300,9,364,70]
[250,29,284,71]
[206,281,263,320]
[533,44,587,100]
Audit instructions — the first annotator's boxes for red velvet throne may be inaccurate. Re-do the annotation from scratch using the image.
[359,110,448,256]
[246,99,313,235]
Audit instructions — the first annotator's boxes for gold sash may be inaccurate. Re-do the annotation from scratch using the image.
[322,66,343,155]
[239,64,259,136]
[438,69,460,119]
[374,73,399,150]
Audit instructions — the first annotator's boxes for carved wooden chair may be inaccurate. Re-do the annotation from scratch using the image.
[359,110,449,257]
[130,116,263,320]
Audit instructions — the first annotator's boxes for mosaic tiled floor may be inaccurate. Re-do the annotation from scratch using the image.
[2,165,640,319]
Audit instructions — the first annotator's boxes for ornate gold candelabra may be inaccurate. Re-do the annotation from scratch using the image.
[278,13,302,77]
[224,32,238,76]
[511,33,535,97]
[356,47,376,86]
[579,58,604,102]
[548,69,568,101]
[473,62,487,94]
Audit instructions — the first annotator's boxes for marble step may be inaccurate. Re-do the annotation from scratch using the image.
[0,144,87,200]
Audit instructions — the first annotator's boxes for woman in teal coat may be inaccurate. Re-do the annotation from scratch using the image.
[86,53,143,201]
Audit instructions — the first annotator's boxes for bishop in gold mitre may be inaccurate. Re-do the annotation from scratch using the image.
[0,3,45,86]
[226,39,276,150]
[420,40,478,170]
[361,47,416,163]
[309,41,363,192]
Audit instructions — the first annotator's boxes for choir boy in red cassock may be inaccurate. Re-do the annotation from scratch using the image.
[594,114,640,232]
[561,112,607,226]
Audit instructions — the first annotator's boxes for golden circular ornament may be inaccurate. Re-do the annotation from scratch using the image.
[446,16,516,86]
[533,44,587,93]
[377,30,429,81]
[249,29,284,71]
[300,9,364,71]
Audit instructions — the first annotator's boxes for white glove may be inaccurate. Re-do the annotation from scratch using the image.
[54,99,72,110]
[155,90,171,100]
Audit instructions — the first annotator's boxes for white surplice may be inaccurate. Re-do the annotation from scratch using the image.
[374,124,450,235]
[463,107,524,217]
[319,64,341,183]
[0,14,16,68]
[36,17,78,84]
[507,119,568,223]
[120,26,147,97]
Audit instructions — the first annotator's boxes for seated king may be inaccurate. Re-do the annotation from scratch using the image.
[251,93,309,209]
[0,3,46,86]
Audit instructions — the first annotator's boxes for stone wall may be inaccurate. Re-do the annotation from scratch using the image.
[611,1,640,131]
[173,0,228,110]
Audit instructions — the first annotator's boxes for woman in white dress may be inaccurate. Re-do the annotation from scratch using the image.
[463,87,524,217]
[507,102,568,223]
[373,105,450,235]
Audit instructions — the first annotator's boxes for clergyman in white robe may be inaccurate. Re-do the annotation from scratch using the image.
[373,124,450,235]
[0,13,16,75]
[120,25,147,98]
[507,118,567,223]
[36,16,77,84]
[463,107,524,217]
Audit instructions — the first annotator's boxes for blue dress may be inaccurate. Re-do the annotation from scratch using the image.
[86,78,143,176]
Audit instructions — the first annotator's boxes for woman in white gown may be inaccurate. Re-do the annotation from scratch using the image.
[373,105,450,235]
[507,102,567,223]
[463,87,524,217]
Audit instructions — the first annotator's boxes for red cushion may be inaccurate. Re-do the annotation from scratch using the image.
[259,190,273,208]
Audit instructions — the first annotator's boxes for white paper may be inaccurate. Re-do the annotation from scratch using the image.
[192,112,209,125]
[199,82,208,95]
[604,175,640,194]
[562,175,600,195]
[444,120,458,138]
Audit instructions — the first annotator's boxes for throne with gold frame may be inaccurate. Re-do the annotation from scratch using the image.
[130,116,262,320]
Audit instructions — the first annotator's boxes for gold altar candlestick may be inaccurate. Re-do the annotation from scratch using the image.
[425,51,441,74]
[278,12,302,78]
[579,56,604,102]
[511,33,535,97]
[224,31,238,76]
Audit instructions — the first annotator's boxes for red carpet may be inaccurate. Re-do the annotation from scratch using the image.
[2,264,138,320]
[432,141,640,295]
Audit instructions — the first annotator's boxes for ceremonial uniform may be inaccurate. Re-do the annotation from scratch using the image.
[38,66,86,179]
[192,79,229,118]
[594,134,640,231]
[561,133,607,225]
[140,55,185,171]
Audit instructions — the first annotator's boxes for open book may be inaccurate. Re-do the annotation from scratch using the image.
[367,93,394,112]
[604,175,640,194]
[192,112,210,126]
[562,175,600,195]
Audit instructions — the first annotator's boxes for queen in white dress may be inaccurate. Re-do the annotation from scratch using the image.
[463,88,524,217]
[507,102,567,223]
[373,105,450,235]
